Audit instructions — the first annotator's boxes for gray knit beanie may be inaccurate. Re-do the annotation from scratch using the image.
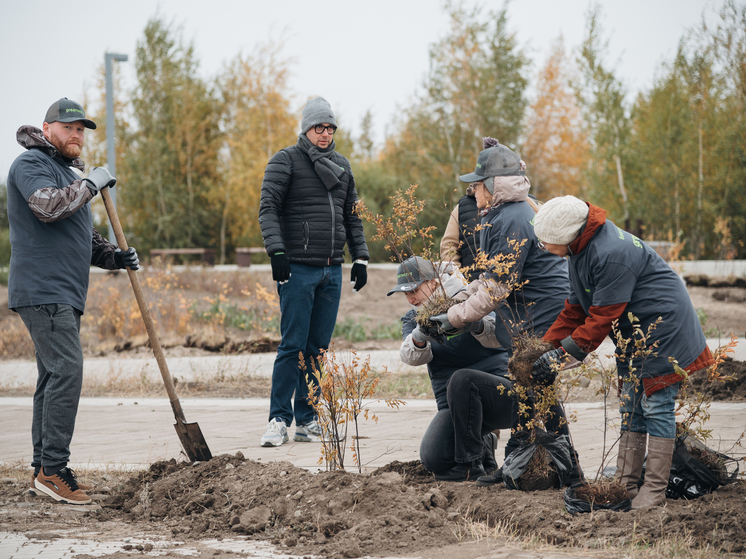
[533,196,590,245]
[301,97,337,133]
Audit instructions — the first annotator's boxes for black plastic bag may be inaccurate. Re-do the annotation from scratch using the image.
[564,486,631,514]
[666,433,740,500]
[502,429,572,490]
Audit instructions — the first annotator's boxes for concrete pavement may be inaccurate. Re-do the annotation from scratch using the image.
[1,395,744,476]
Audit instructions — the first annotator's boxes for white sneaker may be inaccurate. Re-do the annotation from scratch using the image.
[260,418,288,447]
[294,419,323,442]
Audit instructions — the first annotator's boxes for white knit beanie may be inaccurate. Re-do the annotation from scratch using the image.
[534,196,590,245]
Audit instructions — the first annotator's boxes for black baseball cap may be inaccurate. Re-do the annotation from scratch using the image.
[387,256,438,296]
[459,144,524,183]
[44,98,97,129]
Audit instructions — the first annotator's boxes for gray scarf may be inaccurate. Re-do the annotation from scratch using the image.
[297,134,346,190]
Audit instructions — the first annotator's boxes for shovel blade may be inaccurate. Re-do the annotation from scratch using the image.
[174,418,213,462]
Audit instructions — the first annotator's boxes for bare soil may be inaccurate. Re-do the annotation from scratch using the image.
[1,456,746,558]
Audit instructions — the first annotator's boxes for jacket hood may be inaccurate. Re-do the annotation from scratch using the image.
[569,202,607,255]
[16,125,85,171]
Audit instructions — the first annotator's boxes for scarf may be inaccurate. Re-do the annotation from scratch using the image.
[297,134,347,190]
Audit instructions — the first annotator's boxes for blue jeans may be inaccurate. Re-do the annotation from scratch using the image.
[620,380,679,439]
[17,304,84,472]
[269,263,342,426]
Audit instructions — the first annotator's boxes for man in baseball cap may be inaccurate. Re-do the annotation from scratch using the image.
[6,97,138,505]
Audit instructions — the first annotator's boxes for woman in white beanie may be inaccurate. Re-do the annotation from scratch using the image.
[533,195,715,509]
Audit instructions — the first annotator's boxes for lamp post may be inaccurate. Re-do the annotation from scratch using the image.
[105,52,128,244]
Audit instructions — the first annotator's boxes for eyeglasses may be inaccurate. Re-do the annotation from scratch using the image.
[313,124,337,135]
[537,240,547,251]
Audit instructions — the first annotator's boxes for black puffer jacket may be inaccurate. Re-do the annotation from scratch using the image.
[258,143,369,266]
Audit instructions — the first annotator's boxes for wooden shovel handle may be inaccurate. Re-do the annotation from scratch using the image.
[100,188,187,423]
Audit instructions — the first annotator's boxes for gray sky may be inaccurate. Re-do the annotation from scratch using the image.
[0,0,721,181]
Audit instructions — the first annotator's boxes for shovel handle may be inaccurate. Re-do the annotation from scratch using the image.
[100,188,188,423]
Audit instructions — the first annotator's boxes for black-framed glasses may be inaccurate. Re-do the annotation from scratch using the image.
[537,240,547,251]
[314,124,337,135]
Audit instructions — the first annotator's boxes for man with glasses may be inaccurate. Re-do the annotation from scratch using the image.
[258,97,369,447]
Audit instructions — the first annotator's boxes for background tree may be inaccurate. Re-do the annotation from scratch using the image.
[377,2,529,254]
[521,36,590,200]
[119,17,223,253]
[218,42,297,263]
[573,5,632,228]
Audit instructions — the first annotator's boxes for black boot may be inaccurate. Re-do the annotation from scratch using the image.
[433,461,485,482]
[476,467,503,487]
[483,432,499,474]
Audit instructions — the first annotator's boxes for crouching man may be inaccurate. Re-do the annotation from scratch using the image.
[390,256,514,481]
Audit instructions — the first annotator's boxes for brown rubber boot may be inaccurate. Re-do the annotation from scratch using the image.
[34,467,92,505]
[631,436,675,509]
[614,430,647,498]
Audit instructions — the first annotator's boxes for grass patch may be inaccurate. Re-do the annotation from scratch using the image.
[333,317,402,343]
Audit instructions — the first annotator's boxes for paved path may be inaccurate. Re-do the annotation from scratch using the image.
[1,396,744,476]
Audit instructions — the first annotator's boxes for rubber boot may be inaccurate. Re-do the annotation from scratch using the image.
[615,430,647,498]
[631,435,675,509]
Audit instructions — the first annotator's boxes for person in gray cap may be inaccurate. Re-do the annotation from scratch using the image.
[258,96,369,447]
[430,140,583,487]
[389,256,513,481]
[7,98,140,505]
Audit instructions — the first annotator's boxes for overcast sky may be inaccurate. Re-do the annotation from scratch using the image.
[0,0,722,181]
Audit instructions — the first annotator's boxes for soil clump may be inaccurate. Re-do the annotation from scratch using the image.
[687,357,746,400]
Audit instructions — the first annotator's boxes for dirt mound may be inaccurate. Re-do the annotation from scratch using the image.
[89,453,746,557]
[687,358,746,400]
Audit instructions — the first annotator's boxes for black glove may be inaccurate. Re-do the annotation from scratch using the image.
[531,347,566,385]
[350,260,368,292]
[114,247,139,270]
[84,167,117,194]
[270,252,291,284]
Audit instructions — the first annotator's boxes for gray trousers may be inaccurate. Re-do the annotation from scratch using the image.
[17,304,84,472]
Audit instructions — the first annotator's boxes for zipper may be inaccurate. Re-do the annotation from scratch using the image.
[303,222,309,254]
[327,191,335,260]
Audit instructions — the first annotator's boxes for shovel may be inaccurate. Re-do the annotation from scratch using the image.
[101,187,213,462]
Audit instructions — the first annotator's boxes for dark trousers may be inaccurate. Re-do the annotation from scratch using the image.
[17,304,84,472]
[420,369,514,469]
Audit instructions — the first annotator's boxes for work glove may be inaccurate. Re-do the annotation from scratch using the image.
[411,325,436,346]
[465,319,485,335]
[114,247,140,271]
[531,347,566,385]
[429,313,462,336]
[270,252,291,284]
[84,167,117,194]
[350,259,368,292]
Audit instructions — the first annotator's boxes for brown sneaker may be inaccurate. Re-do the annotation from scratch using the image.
[34,467,92,505]
[30,468,92,496]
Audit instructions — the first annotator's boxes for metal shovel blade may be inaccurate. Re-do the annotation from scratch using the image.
[174,417,213,462]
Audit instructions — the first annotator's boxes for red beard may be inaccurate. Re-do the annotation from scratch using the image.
[49,129,83,159]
